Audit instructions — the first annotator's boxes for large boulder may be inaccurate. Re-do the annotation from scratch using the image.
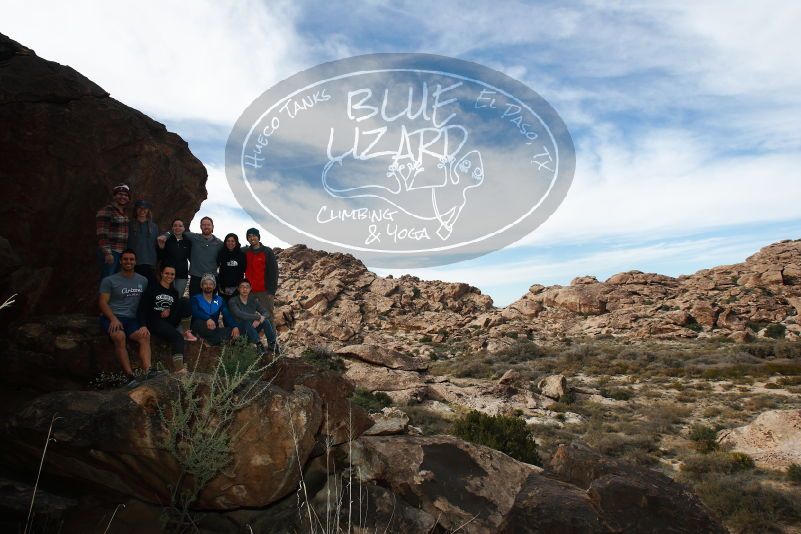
[1,375,328,509]
[550,443,726,533]
[335,343,428,371]
[717,409,801,469]
[0,33,207,318]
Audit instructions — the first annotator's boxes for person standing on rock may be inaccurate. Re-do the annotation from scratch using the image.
[96,183,131,280]
[127,199,160,285]
[98,248,155,388]
[242,227,279,323]
[165,216,223,297]
[137,264,191,373]
[190,273,240,345]
[228,278,279,356]
[217,233,247,301]
[157,218,192,298]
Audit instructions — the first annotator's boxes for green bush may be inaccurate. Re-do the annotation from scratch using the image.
[301,345,345,372]
[788,463,801,484]
[601,387,633,401]
[452,410,541,466]
[688,423,720,453]
[765,323,786,339]
[351,389,392,413]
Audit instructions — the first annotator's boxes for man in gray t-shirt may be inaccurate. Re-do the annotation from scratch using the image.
[98,248,154,387]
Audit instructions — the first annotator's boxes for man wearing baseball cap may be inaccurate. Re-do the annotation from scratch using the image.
[96,184,131,280]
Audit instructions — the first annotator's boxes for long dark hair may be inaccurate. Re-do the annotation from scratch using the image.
[223,233,240,250]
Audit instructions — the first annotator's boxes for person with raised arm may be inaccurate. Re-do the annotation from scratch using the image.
[160,216,223,297]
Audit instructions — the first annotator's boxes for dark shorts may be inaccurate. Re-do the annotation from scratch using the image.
[99,316,141,337]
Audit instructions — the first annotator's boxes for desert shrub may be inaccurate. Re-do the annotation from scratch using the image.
[642,402,692,434]
[583,431,659,466]
[764,323,786,340]
[158,341,273,529]
[788,464,801,484]
[691,473,801,533]
[601,387,633,401]
[763,382,781,389]
[688,423,720,453]
[351,389,392,413]
[301,345,345,372]
[774,340,801,359]
[452,410,541,465]
[681,452,755,478]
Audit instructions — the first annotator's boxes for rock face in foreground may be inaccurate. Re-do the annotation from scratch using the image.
[329,436,726,533]
[718,409,801,470]
[1,362,370,509]
[0,33,207,318]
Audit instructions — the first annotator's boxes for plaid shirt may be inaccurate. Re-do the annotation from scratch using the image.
[96,203,129,254]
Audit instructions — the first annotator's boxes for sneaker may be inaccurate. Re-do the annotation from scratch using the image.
[183,330,198,342]
[125,376,140,389]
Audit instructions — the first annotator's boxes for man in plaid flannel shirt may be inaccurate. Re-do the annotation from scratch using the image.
[96,184,131,279]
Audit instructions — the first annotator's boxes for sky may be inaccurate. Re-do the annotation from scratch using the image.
[6,1,801,306]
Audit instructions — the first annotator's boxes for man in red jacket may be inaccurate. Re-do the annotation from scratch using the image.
[243,227,279,322]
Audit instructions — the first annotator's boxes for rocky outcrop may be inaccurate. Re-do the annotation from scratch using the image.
[270,239,801,354]
[717,409,801,470]
[334,437,726,533]
[0,33,207,319]
[1,367,369,509]
[550,443,727,533]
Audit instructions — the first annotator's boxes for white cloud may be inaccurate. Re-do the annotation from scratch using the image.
[4,0,309,124]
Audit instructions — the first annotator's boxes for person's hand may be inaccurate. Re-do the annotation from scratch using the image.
[134,326,150,338]
[252,319,260,328]
[231,327,240,338]
[157,234,168,248]
[104,252,114,265]
[108,317,123,334]
[160,309,170,318]
[206,318,216,330]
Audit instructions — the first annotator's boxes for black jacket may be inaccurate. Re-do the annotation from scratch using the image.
[216,247,247,290]
[158,234,192,279]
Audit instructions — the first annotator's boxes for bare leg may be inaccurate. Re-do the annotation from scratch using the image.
[111,331,133,376]
[130,331,152,371]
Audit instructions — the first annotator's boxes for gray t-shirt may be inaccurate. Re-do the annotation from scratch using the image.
[184,231,224,277]
[100,272,148,318]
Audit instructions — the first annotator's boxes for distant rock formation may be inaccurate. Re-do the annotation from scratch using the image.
[0,33,207,319]
[272,239,801,354]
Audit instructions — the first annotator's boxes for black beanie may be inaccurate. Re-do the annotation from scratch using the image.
[246,227,260,239]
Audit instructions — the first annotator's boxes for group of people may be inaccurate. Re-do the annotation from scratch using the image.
[96,183,280,388]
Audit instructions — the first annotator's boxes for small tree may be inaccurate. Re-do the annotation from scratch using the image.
[452,411,541,466]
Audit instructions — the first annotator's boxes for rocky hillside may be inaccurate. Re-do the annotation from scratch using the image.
[273,239,801,354]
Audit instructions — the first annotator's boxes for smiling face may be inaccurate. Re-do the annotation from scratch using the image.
[201,279,215,294]
[200,218,214,236]
[135,206,149,221]
[171,220,185,236]
[114,191,130,207]
[120,252,136,272]
[160,266,176,286]
[247,234,260,246]
[225,236,238,250]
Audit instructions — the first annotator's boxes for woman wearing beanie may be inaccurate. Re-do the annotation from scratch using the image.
[216,233,247,301]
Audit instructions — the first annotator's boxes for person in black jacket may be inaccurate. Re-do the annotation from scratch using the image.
[137,264,191,372]
[157,219,192,297]
[217,233,247,301]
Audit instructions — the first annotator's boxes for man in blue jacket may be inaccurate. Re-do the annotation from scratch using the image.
[190,273,240,345]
